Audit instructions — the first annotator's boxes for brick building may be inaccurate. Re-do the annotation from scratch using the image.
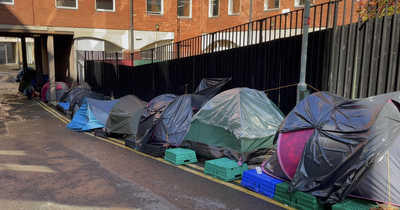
[0,0,333,95]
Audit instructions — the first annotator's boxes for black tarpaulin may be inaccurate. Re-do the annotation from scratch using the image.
[126,94,177,152]
[272,91,400,204]
[194,78,231,99]
[151,94,209,147]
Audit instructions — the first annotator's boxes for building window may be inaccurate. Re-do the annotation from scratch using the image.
[96,0,114,11]
[295,0,313,7]
[228,0,240,15]
[209,0,219,17]
[178,0,191,18]
[264,0,279,10]
[0,0,13,5]
[147,0,163,14]
[56,0,77,9]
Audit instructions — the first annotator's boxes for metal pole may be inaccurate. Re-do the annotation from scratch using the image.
[297,0,310,104]
[130,0,134,53]
[248,0,253,45]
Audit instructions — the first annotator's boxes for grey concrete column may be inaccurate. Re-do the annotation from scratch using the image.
[41,37,49,76]
[34,37,44,85]
[70,39,76,84]
[47,35,57,103]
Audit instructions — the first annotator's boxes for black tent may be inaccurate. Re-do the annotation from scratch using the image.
[151,94,209,147]
[127,94,177,152]
[262,91,400,205]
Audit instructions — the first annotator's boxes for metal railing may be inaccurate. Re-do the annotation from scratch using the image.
[82,0,364,66]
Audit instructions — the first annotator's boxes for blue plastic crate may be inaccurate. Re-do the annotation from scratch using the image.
[241,169,283,198]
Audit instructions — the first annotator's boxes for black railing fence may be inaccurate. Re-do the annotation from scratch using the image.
[81,0,400,115]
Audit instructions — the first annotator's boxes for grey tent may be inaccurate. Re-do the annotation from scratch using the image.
[182,88,285,162]
[262,91,400,205]
[127,94,177,152]
[151,94,209,147]
[105,95,146,135]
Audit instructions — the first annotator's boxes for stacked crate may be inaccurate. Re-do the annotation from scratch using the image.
[124,138,135,149]
[332,197,379,210]
[241,169,283,199]
[274,182,326,210]
[164,148,197,165]
[204,157,248,182]
[144,144,167,158]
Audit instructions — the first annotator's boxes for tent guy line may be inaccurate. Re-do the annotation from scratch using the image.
[34,98,294,210]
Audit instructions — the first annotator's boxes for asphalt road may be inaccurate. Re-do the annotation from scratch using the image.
[0,68,290,210]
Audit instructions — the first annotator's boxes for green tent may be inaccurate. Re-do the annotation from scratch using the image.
[182,88,284,162]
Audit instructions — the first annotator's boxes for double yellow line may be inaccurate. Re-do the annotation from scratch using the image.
[35,99,294,210]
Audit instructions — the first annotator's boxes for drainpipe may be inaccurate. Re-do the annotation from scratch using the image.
[130,0,134,53]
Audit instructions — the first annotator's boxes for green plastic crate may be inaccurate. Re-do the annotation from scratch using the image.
[332,198,379,210]
[273,182,325,210]
[164,148,197,165]
[204,157,248,182]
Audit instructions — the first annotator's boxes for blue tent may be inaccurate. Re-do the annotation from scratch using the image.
[66,97,119,131]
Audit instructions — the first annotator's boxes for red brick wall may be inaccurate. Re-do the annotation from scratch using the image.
[0,0,131,29]
[0,1,34,25]
[133,0,178,32]
[2,0,357,43]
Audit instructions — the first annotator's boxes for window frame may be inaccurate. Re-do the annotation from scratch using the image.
[0,0,14,5]
[96,0,115,12]
[228,0,240,15]
[209,0,220,17]
[178,0,192,18]
[294,0,314,7]
[147,0,163,15]
[264,0,280,11]
[55,0,78,9]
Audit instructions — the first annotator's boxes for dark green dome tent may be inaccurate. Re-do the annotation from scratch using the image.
[182,88,285,163]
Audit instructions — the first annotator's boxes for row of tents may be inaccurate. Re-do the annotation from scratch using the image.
[48,78,400,207]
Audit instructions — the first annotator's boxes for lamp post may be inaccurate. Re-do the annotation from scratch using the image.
[297,0,310,104]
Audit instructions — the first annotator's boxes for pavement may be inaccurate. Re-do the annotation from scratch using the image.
[0,67,290,210]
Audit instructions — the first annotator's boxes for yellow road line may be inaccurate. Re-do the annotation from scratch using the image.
[35,99,294,210]
[35,99,71,122]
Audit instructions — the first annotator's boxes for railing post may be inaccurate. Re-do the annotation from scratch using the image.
[259,20,263,44]
[115,52,118,66]
[177,42,180,59]
[151,49,154,63]
[131,52,134,66]
[211,33,214,53]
